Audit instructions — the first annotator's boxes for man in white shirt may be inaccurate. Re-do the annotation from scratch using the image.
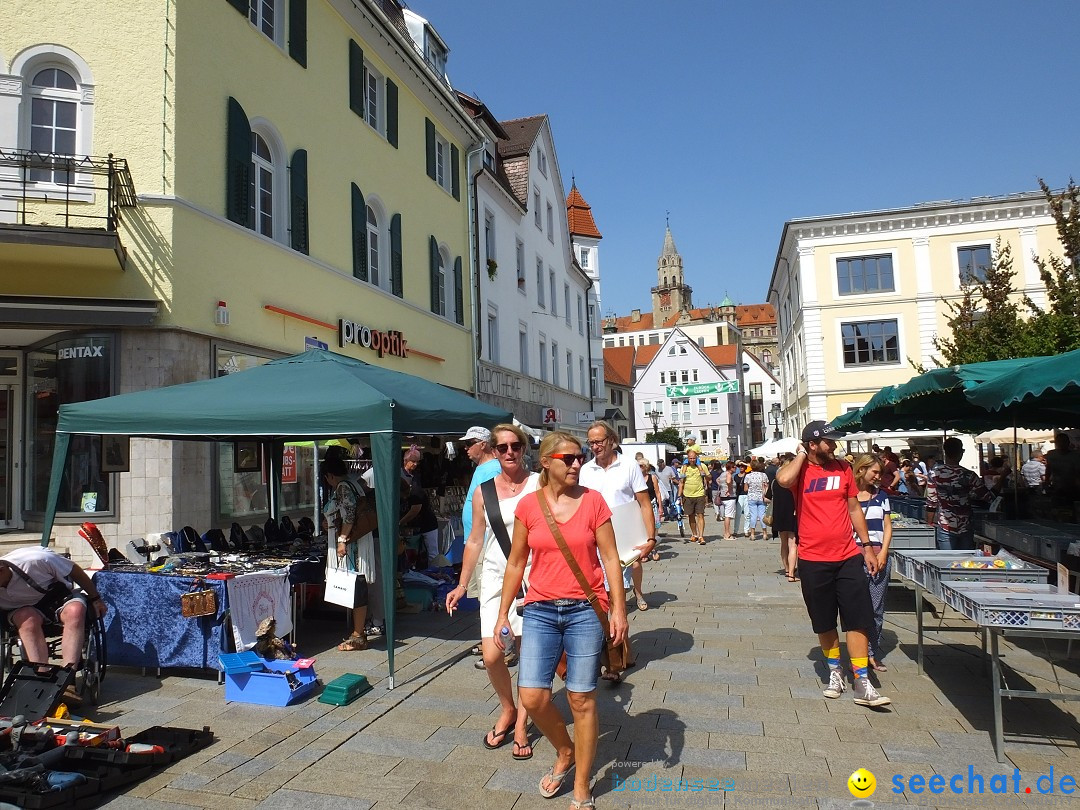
[655,458,677,520]
[579,421,656,613]
[1021,450,1046,489]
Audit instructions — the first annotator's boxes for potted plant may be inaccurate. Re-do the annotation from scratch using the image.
[486,257,498,280]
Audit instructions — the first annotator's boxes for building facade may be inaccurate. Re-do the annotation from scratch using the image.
[457,101,594,437]
[567,181,607,418]
[0,0,483,558]
[767,192,1059,437]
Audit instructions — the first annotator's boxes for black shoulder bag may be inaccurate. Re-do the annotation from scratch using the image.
[480,478,527,611]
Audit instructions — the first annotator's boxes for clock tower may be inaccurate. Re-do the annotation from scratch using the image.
[651,225,692,324]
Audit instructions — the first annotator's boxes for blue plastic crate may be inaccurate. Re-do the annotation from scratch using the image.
[219,651,319,706]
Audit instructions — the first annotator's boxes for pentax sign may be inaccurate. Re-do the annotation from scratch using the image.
[338,318,409,359]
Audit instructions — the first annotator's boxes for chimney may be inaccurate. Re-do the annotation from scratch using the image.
[631,309,641,322]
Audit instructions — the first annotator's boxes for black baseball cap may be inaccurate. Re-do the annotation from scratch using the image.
[801,420,843,443]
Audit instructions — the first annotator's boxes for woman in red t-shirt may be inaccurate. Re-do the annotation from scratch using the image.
[496,432,627,807]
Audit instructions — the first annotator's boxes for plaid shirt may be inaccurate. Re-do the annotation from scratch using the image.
[925,464,990,534]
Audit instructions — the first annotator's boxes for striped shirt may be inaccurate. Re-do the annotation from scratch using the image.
[856,489,890,547]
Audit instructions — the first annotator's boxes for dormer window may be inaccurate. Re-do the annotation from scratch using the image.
[483,147,495,172]
[424,34,447,76]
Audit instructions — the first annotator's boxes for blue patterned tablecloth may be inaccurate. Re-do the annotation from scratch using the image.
[94,571,229,670]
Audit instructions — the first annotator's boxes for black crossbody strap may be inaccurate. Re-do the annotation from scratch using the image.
[480,478,512,559]
[0,561,49,594]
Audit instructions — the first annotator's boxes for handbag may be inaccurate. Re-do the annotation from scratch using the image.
[480,478,528,614]
[534,491,632,677]
[763,500,774,527]
[180,578,217,618]
[324,534,368,608]
[341,481,378,540]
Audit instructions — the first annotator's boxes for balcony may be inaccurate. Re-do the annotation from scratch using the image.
[0,149,137,272]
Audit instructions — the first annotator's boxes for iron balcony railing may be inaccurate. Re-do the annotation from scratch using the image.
[0,148,137,232]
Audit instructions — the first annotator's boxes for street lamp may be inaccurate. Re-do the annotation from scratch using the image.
[727,434,737,461]
[770,402,783,440]
[645,409,663,436]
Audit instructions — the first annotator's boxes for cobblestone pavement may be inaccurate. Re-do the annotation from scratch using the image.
[97,526,1080,808]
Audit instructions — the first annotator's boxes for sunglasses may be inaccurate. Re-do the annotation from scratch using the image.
[550,452,587,465]
[494,441,524,454]
[462,439,480,448]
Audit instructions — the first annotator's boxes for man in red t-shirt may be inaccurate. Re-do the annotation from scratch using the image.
[776,421,891,708]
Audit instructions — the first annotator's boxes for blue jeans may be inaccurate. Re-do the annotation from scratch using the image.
[935,526,975,550]
[747,499,767,531]
[518,600,604,693]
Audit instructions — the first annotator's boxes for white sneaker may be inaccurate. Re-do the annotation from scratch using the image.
[823,669,845,699]
[852,677,891,707]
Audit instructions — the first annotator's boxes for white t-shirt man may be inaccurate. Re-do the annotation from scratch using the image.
[655,463,677,502]
[579,450,647,507]
[0,548,75,611]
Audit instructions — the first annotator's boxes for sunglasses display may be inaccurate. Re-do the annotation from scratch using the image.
[550,452,587,465]
[494,441,524,454]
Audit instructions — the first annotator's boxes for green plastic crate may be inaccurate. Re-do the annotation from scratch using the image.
[318,673,372,706]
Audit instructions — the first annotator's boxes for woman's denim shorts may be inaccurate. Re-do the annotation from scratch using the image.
[518,600,604,693]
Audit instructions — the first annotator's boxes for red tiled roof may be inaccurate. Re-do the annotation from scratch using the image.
[702,345,737,368]
[735,303,776,326]
[566,184,602,239]
[634,345,661,366]
[603,346,635,387]
[606,312,655,332]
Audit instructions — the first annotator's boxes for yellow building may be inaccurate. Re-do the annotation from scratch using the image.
[767,192,1061,436]
[0,0,483,554]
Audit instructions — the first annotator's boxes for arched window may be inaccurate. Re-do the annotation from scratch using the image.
[367,205,381,288]
[29,67,79,183]
[762,349,772,366]
[249,133,274,237]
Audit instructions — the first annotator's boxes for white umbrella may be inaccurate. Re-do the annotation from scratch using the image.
[974,428,1055,445]
[750,437,800,457]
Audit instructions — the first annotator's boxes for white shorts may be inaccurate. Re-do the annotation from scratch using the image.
[478,545,526,639]
[722,498,737,518]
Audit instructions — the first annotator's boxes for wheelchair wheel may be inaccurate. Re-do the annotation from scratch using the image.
[75,617,106,705]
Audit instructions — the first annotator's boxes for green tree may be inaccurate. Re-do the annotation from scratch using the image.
[645,427,685,451]
[1024,178,1080,353]
[930,237,1035,365]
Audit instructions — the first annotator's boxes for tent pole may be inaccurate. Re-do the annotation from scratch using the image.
[313,447,321,532]
[40,432,71,548]
[269,440,284,522]
[1012,417,1019,516]
[371,431,398,688]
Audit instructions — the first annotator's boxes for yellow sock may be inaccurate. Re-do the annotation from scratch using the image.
[824,645,841,670]
[852,656,869,680]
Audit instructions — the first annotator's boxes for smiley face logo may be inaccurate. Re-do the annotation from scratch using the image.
[848,768,876,798]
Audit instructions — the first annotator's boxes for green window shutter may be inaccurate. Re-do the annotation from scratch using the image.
[289,149,309,254]
[453,256,464,325]
[390,213,403,297]
[226,97,253,228]
[450,144,460,200]
[429,235,439,313]
[385,79,398,148]
[425,118,436,181]
[288,0,307,67]
[227,0,248,15]
[351,183,368,281]
[349,41,366,118]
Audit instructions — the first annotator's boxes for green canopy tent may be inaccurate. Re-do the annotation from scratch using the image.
[965,348,1080,426]
[42,349,512,687]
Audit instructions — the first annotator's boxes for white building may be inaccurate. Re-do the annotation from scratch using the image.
[567,182,607,417]
[457,97,593,435]
[631,329,745,458]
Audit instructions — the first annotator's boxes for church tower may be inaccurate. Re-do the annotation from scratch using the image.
[651,225,693,324]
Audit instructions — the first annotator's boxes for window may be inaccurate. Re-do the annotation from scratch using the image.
[482,147,495,171]
[423,34,447,76]
[546,202,554,242]
[669,400,680,424]
[836,254,894,295]
[549,270,557,317]
[842,319,899,366]
[434,132,450,191]
[590,366,598,398]
[680,370,689,384]
[579,358,586,395]
[588,304,597,337]
[762,349,772,366]
[519,325,529,374]
[692,369,698,382]
[250,133,274,238]
[564,284,571,326]
[659,371,665,385]
[366,205,382,288]
[566,351,573,392]
[434,249,447,317]
[534,188,542,228]
[484,210,496,266]
[538,337,547,382]
[516,240,526,289]
[698,399,707,415]
[712,429,722,444]
[580,248,589,269]
[551,341,559,386]
[537,146,548,176]
[958,244,992,284]
[28,68,79,184]
[709,398,719,414]
[682,399,691,421]
[648,333,659,345]
[536,259,545,308]
[577,295,584,334]
[487,309,499,364]
[364,62,382,133]
[249,0,277,41]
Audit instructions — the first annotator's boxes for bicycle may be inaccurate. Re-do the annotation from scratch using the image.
[672,497,686,538]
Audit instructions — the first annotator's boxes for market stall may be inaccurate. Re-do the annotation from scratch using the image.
[39,349,511,686]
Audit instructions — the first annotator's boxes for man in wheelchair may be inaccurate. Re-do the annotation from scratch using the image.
[0,547,106,701]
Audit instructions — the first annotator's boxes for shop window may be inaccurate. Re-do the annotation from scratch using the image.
[26,334,115,516]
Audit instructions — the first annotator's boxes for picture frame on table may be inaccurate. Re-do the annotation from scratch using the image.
[234,442,261,472]
[101,435,130,473]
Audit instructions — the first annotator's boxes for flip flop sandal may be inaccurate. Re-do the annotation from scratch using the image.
[601,669,622,684]
[512,740,534,760]
[483,720,516,750]
[569,797,596,809]
[636,597,649,611]
[470,643,483,656]
[337,635,368,652]
[538,763,575,798]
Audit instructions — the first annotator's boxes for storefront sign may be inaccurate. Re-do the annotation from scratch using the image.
[666,380,739,397]
[338,319,409,359]
[58,345,105,360]
[475,361,591,429]
[281,447,297,484]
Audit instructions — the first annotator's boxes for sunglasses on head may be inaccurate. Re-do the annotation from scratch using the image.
[494,441,524,454]
[550,452,587,465]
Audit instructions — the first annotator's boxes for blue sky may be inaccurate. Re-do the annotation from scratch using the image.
[416,1,1080,318]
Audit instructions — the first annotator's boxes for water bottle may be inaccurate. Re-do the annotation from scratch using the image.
[500,626,511,650]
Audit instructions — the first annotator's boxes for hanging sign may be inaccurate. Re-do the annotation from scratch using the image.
[281,447,297,485]
[666,380,739,397]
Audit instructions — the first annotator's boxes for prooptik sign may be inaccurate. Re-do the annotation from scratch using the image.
[338,319,409,359]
